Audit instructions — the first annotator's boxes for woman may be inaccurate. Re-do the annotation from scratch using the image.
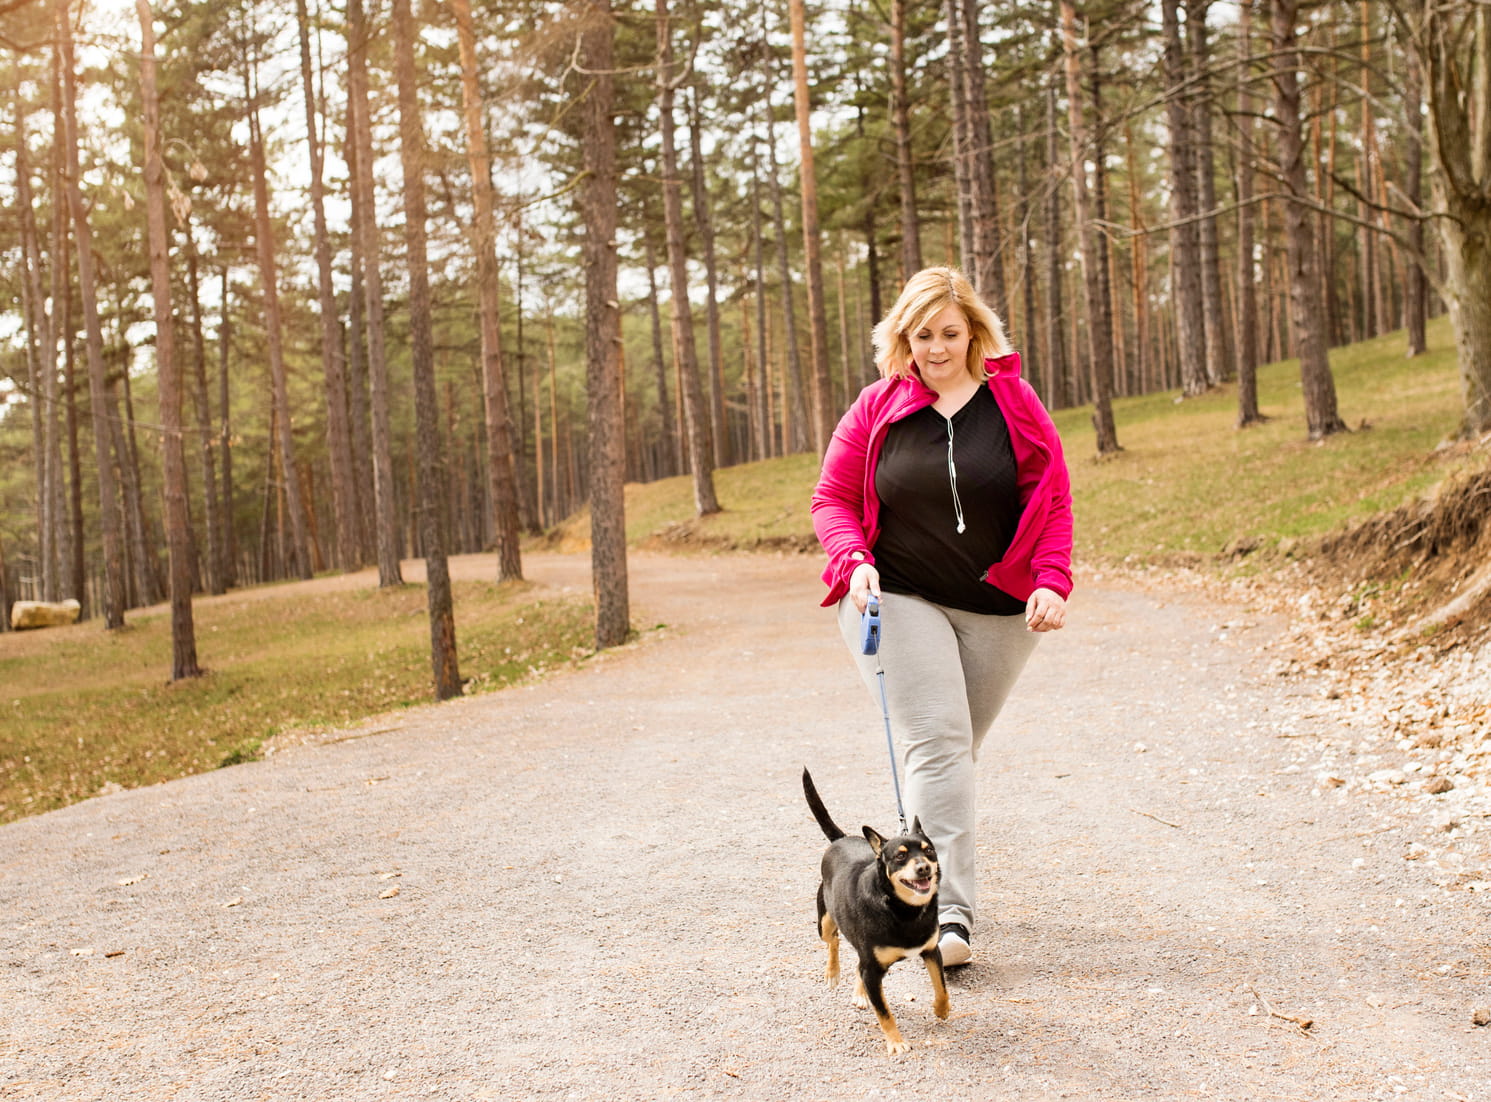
[811,266,1073,967]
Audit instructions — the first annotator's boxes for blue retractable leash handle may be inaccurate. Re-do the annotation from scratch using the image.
[861,595,907,831]
[859,594,881,655]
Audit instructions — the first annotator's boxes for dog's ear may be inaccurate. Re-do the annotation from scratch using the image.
[910,816,924,836]
[862,825,885,854]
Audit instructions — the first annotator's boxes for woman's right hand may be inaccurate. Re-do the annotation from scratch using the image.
[849,562,881,614]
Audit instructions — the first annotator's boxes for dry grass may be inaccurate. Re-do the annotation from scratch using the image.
[0,574,591,824]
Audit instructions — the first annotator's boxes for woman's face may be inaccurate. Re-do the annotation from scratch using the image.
[908,302,973,393]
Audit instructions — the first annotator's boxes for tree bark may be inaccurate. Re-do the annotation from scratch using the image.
[1043,82,1069,410]
[50,40,84,612]
[348,0,404,587]
[946,0,975,274]
[657,0,720,514]
[1388,0,1491,434]
[758,29,811,453]
[642,227,678,476]
[686,82,729,467]
[1059,0,1119,454]
[185,227,224,595]
[217,267,238,589]
[136,0,200,680]
[748,138,771,460]
[954,0,1006,314]
[245,54,313,580]
[1402,48,1427,358]
[1187,0,1234,386]
[14,86,62,603]
[786,0,834,455]
[890,0,921,278]
[1160,0,1211,397]
[1270,0,1347,440]
[295,0,357,573]
[1234,0,1265,427]
[391,0,461,699]
[580,0,630,649]
[451,0,523,582]
[116,364,164,607]
[58,0,125,628]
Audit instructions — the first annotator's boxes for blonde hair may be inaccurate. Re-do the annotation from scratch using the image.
[871,266,1011,381]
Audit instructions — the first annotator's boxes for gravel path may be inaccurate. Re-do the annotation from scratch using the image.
[3,551,1488,1101]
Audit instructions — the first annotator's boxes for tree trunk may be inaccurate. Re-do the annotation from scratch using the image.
[1059,0,1119,454]
[1187,0,1233,386]
[217,268,238,589]
[117,359,166,607]
[1391,0,1491,434]
[295,0,357,573]
[137,0,200,679]
[63,278,86,614]
[391,0,461,699]
[642,227,678,476]
[452,0,523,582]
[58,0,125,628]
[945,0,975,274]
[1234,0,1265,427]
[348,0,403,587]
[0,529,9,631]
[185,232,224,594]
[748,139,771,460]
[657,0,720,514]
[14,87,62,603]
[759,39,811,453]
[245,64,313,580]
[1160,0,1210,397]
[786,0,834,455]
[1042,83,1069,410]
[1270,0,1347,440]
[580,0,630,650]
[50,42,84,612]
[1402,48,1427,358]
[686,82,729,468]
[890,0,921,278]
[954,0,1006,314]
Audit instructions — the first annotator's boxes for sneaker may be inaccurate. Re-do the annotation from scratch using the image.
[938,922,972,967]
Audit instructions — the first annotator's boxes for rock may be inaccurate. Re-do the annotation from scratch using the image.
[1424,776,1455,795]
[10,599,81,630]
[1473,1007,1491,1027]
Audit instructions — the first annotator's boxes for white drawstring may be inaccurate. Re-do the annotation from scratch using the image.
[946,418,966,534]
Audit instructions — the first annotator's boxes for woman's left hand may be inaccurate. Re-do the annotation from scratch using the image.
[1025,588,1067,632]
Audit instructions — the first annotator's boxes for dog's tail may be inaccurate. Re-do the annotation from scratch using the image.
[801,768,846,842]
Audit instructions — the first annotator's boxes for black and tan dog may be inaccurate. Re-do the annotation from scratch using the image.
[802,768,950,1054]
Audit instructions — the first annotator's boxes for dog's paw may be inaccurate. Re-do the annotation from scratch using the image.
[884,1038,910,1056]
[934,995,950,1020]
[823,963,840,987]
[852,990,870,1010]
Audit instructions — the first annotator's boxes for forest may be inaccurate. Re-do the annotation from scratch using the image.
[1,0,1489,693]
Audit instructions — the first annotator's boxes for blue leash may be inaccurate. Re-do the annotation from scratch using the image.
[860,595,907,832]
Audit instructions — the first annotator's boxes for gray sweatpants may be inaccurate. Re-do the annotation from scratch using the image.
[837,591,1040,933]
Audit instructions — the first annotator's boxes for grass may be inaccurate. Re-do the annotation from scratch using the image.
[1052,316,1470,564]
[0,575,591,824]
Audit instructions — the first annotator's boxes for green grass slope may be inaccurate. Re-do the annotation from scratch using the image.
[559,315,1475,569]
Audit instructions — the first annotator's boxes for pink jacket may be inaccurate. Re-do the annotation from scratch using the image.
[810,352,1074,608]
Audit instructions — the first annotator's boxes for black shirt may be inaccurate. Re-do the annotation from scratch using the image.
[873,386,1025,615]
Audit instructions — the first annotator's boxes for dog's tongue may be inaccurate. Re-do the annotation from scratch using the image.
[909,878,932,893]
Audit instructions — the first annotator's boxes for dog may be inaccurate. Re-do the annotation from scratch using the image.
[802,768,950,1054]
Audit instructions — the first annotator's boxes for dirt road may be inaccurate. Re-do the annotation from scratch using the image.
[2,552,1487,1100]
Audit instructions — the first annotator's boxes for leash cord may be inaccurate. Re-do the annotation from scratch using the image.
[874,649,908,833]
